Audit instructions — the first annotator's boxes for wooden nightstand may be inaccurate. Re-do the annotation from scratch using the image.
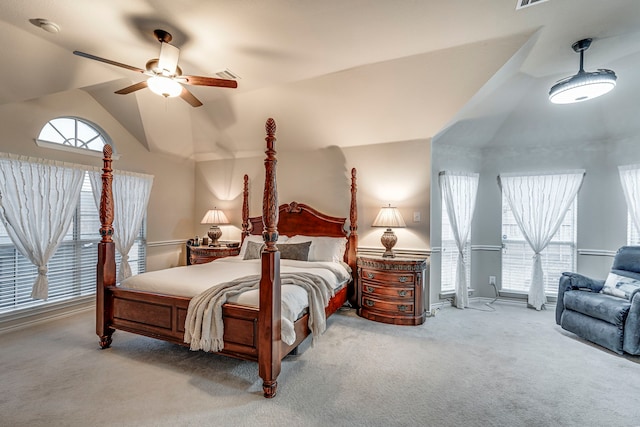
[186,242,240,265]
[357,255,428,326]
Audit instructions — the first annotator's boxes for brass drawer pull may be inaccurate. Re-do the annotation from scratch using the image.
[398,276,409,283]
[398,290,407,297]
[398,304,408,312]
[366,286,375,293]
[365,299,375,307]
[367,272,375,279]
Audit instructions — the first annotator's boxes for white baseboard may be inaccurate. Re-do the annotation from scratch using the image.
[0,298,94,335]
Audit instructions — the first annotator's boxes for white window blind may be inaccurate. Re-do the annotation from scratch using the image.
[0,173,145,313]
[628,214,640,245]
[501,193,576,296]
[441,204,471,293]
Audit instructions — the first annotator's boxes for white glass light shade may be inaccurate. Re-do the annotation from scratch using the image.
[549,70,617,104]
[372,205,406,228]
[200,209,229,225]
[147,76,182,98]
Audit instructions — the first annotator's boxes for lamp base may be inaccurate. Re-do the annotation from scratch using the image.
[380,228,397,258]
[208,226,222,247]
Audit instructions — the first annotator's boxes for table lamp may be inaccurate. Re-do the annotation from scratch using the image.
[372,204,406,258]
[201,208,229,247]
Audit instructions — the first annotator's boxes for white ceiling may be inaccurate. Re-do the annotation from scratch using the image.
[1,0,639,158]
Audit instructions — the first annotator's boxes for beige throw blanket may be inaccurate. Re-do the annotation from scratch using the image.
[184,272,335,352]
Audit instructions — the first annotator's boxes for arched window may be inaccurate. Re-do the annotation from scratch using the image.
[35,117,115,157]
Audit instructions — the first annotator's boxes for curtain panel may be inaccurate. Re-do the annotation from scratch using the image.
[0,154,85,299]
[619,165,640,236]
[89,170,153,282]
[498,170,584,310]
[439,171,479,309]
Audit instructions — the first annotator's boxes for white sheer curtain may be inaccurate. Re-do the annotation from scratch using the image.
[499,170,584,310]
[619,165,640,235]
[439,171,479,309]
[90,170,153,282]
[0,154,84,300]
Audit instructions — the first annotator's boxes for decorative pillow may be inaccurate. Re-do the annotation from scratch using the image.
[602,272,640,300]
[287,235,347,262]
[278,241,312,261]
[243,240,265,260]
[239,235,288,258]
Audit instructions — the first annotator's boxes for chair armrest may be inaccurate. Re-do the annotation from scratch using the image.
[624,293,640,355]
[560,272,605,292]
[555,272,605,325]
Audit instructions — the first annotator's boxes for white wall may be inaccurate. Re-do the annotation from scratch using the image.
[195,139,431,252]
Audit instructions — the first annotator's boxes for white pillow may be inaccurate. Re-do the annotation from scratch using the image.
[239,234,288,259]
[287,235,347,262]
[602,272,640,300]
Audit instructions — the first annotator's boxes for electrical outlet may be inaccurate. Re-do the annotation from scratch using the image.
[489,275,496,285]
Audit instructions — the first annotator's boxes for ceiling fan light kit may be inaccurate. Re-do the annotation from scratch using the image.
[73,29,237,107]
[549,38,617,104]
[147,76,182,98]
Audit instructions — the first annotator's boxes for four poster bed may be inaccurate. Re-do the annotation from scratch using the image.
[96,118,358,398]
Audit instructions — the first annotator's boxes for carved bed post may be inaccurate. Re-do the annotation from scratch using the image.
[348,168,358,305]
[241,174,250,243]
[96,145,117,348]
[259,118,281,398]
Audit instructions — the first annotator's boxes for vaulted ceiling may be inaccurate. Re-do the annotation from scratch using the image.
[1,1,639,159]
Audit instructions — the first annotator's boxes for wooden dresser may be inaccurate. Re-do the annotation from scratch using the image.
[186,242,240,265]
[357,255,428,325]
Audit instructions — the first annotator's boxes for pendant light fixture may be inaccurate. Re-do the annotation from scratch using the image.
[549,38,617,104]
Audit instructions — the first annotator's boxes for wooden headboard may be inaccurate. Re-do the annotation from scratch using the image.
[238,169,359,292]
[246,202,348,239]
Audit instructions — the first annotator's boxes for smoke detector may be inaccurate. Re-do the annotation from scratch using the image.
[31,18,61,33]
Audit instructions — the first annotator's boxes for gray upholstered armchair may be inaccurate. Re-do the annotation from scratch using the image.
[556,246,640,355]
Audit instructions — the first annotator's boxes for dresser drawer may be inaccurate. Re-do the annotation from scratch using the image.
[361,282,414,299]
[361,296,414,316]
[360,268,414,286]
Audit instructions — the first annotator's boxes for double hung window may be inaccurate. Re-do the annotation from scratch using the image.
[0,117,144,314]
[501,194,576,296]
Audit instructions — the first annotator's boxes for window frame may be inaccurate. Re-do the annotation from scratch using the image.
[440,201,471,293]
[34,116,119,159]
[500,192,577,296]
[0,172,146,316]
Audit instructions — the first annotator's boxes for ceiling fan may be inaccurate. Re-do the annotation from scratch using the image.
[73,29,237,107]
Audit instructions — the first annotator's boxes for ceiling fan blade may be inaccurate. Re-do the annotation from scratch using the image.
[73,51,145,73]
[182,75,238,89]
[158,43,180,75]
[179,86,203,107]
[115,81,148,94]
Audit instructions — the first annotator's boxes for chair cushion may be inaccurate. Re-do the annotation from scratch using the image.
[602,272,640,300]
[563,290,631,326]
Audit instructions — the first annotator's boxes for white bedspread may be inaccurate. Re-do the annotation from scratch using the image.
[119,256,351,346]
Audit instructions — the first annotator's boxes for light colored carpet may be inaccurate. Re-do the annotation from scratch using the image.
[1,301,639,427]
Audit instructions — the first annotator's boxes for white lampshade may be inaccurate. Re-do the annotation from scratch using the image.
[372,205,406,228]
[201,208,229,225]
[147,76,182,98]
